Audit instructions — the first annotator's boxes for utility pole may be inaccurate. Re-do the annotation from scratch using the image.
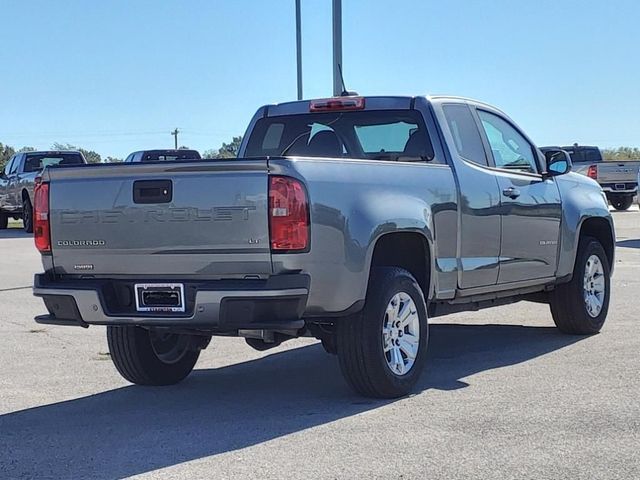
[332,0,342,96]
[171,128,179,149]
[296,0,303,100]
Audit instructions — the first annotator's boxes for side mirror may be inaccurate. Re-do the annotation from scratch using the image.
[543,148,571,178]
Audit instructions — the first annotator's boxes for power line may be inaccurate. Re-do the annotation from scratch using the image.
[2,130,169,139]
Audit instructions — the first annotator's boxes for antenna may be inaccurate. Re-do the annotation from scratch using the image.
[337,64,358,97]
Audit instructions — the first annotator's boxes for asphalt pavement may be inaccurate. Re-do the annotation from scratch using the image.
[0,210,638,479]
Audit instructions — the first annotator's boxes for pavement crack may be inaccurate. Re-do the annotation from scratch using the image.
[0,286,31,293]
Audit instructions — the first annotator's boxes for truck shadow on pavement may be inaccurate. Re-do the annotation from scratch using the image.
[0,323,584,479]
[616,239,640,249]
[0,229,30,239]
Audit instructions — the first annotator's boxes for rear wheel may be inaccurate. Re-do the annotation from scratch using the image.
[107,326,205,385]
[549,236,610,334]
[0,213,7,229]
[337,267,429,398]
[22,196,33,233]
[610,195,633,211]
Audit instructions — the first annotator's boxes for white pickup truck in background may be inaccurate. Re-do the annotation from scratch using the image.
[542,145,640,210]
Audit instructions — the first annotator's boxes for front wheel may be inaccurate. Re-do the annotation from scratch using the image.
[549,236,610,334]
[22,197,33,233]
[107,326,205,385]
[610,195,633,211]
[337,267,429,398]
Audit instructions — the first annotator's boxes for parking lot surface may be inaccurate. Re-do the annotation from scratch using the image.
[1,210,639,479]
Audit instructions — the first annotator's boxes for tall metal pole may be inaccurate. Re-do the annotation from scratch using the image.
[296,0,303,100]
[332,0,342,96]
[171,128,179,149]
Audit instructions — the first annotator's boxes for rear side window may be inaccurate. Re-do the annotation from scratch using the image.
[23,153,84,173]
[245,110,436,162]
[442,104,487,166]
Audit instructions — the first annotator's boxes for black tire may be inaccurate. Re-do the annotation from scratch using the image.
[320,334,338,355]
[0,213,7,230]
[337,267,429,398]
[107,326,201,385]
[549,236,610,334]
[22,196,33,233]
[611,196,633,211]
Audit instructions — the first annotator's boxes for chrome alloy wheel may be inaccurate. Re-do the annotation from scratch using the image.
[583,254,606,318]
[382,292,420,376]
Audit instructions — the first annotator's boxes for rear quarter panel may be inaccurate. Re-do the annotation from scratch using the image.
[268,158,458,316]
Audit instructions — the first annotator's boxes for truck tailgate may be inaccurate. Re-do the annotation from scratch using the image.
[597,162,640,183]
[47,160,271,278]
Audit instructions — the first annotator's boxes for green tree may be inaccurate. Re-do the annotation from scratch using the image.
[0,143,16,170]
[52,142,102,164]
[104,156,123,163]
[203,135,243,159]
[602,147,640,161]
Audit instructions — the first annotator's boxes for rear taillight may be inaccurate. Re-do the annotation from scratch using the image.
[34,182,51,253]
[268,176,309,252]
[587,164,598,180]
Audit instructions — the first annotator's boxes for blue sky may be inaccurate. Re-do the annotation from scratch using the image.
[1,0,639,158]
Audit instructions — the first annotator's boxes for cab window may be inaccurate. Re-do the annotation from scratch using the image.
[245,110,435,162]
[8,155,20,174]
[3,156,15,176]
[477,110,538,173]
[442,104,488,166]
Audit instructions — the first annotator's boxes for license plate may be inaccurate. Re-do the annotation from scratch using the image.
[134,283,185,313]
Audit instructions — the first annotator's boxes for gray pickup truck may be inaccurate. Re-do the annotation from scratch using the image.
[0,150,86,232]
[542,145,640,210]
[32,96,614,398]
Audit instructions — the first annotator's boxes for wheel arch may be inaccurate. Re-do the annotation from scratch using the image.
[578,217,615,274]
[367,231,434,302]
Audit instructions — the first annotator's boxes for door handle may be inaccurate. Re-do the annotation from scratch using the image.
[502,187,521,199]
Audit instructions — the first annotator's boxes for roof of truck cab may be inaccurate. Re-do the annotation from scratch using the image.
[24,150,82,155]
[263,96,418,116]
[261,94,503,117]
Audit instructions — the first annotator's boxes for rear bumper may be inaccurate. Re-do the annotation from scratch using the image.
[602,184,637,195]
[33,273,309,331]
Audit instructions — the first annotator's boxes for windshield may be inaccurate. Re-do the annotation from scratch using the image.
[245,110,434,161]
[24,153,84,173]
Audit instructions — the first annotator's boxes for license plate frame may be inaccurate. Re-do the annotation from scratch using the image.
[134,283,185,313]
